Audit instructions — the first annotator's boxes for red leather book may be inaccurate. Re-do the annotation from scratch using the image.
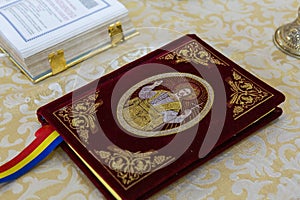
[37,34,285,200]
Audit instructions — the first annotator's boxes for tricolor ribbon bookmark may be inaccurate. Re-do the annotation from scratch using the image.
[0,125,63,183]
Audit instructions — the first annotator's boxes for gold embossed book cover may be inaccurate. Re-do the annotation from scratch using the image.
[37,34,285,199]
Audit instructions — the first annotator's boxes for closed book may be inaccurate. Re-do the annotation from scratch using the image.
[0,0,136,83]
[37,34,285,199]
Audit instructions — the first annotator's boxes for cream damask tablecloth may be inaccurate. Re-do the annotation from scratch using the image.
[1,0,300,199]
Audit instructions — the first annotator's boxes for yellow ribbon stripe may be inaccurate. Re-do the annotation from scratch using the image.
[0,131,60,179]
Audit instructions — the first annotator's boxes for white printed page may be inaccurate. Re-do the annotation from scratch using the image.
[0,0,127,57]
[0,0,15,6]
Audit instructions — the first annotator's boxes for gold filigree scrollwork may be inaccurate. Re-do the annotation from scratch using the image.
[94,146,174,188]
[56,92,103,144]
[227,70,272,119]
[158,40,227,66]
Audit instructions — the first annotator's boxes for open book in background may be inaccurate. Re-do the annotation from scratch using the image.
[37,34,285,200]
[0,0,137,83]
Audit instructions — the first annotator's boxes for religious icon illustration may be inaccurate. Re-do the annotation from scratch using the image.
[117,72,214,137]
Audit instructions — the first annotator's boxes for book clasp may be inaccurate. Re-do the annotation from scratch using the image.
[48,49,67,75]
[48,22,125,76]
[108,21,124,46]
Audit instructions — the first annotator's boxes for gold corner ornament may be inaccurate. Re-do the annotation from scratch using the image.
[227,70,273,120]
[54,91,103,145]
[48,49,67,75]
[274,7,300,59]
[158,40,228,66]
[94,146,174,189]
[108,21,125,46]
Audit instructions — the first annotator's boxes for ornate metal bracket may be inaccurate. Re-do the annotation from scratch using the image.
[48,49,67,75]
[108,21,125,47]
[274,7,300,58]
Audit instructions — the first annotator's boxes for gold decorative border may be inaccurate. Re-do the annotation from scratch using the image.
[53,91,103,145]
[226,69,274,120]
[157,40,229,66]
[94,146,175,190]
